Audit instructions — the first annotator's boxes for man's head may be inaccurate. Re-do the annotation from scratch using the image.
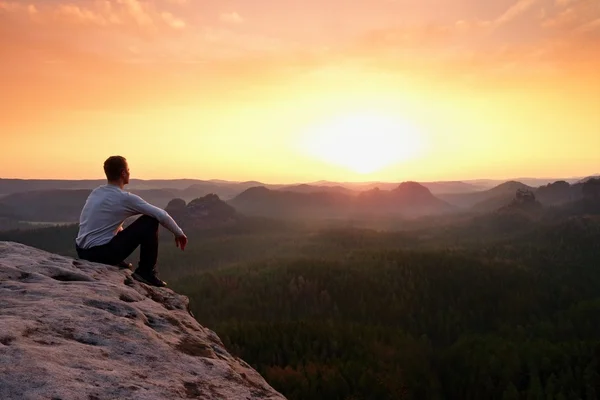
[103,155,130,186]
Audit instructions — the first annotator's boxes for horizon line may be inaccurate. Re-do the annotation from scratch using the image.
[1,173,597,186]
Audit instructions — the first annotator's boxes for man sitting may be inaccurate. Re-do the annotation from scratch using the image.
[75,155,188,287]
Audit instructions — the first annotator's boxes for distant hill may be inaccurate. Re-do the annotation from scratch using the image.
[229,182,454,220]
[355,182,455,217]
[179,181,283,201]
[440,181,533,210]
[308,180,481,194]
[472,187,534,213]
[470,180,588,212]
[535,181,583,205]
[0,179,281,202]
[497,189,543,216]
[0,179,104,195]
[129,189,179,208]
[542,178,600,219]
[577,174,600,184]
[228,187,351,220]
[2,177,595,221]
[165,194,238,230]
[544,198,600,220]
[0,188,197,223]
[2,175,595,198]
[419,181,483,194]
[278,184,355,196]
[461,177,584,189]
[0,189,91,222]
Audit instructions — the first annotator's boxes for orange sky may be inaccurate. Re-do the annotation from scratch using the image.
[1,0,599,183]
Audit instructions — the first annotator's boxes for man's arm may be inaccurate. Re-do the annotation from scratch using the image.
[124,193,185,237]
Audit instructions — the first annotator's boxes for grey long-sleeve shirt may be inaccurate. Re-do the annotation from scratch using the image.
[75,184,184,249]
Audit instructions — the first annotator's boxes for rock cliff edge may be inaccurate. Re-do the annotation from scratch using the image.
[0,241,286,400]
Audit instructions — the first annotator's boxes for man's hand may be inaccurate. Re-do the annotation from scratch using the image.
[175,233,188,251]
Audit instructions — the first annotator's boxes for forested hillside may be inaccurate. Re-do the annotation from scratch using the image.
[2,212,600,399]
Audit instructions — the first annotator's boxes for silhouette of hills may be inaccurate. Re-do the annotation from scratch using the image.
[1,177,597,226]
[308,180,482,194]
[535,181,583,205]
[577,174,600,183]
[228,186,351,219]
[440,181,533,210]
[229,182,454,219]
[0,189,91,222]
[1,175,595,199]
[0,178,278,199]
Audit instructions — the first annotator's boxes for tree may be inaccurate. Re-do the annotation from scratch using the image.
[502,383,520,400]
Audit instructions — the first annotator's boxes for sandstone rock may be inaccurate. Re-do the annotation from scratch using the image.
[0,241,286,400]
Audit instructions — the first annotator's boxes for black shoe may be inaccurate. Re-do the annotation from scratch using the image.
[116,261,134,270]
[132,270,167,287]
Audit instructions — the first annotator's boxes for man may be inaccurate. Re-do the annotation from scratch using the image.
[75,155,188,287]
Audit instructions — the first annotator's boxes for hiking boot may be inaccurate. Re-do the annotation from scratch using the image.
[132,270,167,287]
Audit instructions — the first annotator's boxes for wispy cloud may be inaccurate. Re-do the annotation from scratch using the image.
[1,0,599,90]
[220,12,243,24]
[161,11,185,29]
[542,8,577,28]
[0,0,186,30]
[55,4,118,26]
[495,0,538,26]
[575,17,600,33]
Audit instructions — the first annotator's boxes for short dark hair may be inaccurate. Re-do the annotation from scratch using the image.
[103,156,127,181]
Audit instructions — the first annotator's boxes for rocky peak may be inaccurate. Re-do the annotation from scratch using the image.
[499,189,542,214]
[165,194,237,230]
[392,181,433,198]
[0,241,285,400]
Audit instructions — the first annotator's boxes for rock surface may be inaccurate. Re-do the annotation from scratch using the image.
[0,241,286,400]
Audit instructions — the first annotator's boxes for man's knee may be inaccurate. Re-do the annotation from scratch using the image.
[137,215,159,232]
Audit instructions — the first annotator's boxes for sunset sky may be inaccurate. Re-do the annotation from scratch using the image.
[1,0,599,183]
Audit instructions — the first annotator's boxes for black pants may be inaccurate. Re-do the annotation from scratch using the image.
[76,215,159,274]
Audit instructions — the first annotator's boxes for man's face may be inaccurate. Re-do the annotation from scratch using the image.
[122,163,130,185]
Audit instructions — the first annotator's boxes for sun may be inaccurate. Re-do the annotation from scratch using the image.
[300,112,425,174]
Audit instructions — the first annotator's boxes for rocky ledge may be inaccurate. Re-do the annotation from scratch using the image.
[0,241,286,400]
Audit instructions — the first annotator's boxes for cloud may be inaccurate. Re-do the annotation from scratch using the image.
[493,0,538,28]
[555,0,577,7]
[575,17,600,33]
[55,4,116,26]
[541,0,600,34]
[541,8,577,28]
[0,0,186,31]
[220,12,243,24]
[118,0,153,27]
[161,11,185,29]
[0,1,19,12]
[1,0,599,87]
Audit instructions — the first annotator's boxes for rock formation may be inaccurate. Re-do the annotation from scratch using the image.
[165,194,237,230]
[498,188,542,214]
[0,241,285,400]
